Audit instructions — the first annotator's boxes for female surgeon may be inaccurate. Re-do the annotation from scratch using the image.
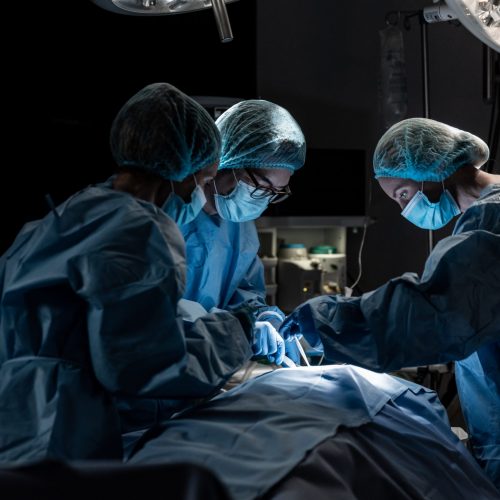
[0,83,253,463]
[280,117,500,488]
[180,100,306,366]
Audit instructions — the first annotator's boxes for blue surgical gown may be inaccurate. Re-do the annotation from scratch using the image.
[181,211,284,324]
[0,185,252,463]
[281,183,500,488]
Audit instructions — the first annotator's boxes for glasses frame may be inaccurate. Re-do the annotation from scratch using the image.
[244,169,291,204]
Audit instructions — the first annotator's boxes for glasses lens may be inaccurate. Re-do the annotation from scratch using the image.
[250,187,272,199]
[269,193,290,204]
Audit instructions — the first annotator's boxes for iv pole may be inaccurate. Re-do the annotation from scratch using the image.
[420,15,435,253]
[383,10,435,253]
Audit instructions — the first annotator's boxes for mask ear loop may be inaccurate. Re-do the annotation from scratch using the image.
[441,180,445,192]
[170,180,175,194]
[213,178,219,195]
[193,174,199,187]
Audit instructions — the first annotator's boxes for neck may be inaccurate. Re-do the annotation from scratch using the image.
[112,171,171,206]
[449,166,500,212]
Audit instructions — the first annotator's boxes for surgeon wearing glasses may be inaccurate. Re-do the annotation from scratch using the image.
[180,100,306,366]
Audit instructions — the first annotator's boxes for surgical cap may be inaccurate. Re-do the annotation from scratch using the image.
[110,83,221,182]
[373,118,489,182]
[216,100,306,172]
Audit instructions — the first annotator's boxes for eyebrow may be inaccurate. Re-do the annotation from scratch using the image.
[252,170,288,189]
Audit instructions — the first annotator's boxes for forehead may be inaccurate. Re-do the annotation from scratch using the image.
[253,167,292,185]
[377,176,418,197]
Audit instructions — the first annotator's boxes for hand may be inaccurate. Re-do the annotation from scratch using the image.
[253,321,285,365]
[256,308,286,331]
[279,296,333,350]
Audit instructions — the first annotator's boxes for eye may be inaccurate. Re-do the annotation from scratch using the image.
[399,190,409,200]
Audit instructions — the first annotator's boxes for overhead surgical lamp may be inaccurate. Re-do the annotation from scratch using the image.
[423,0,499,52]
[90,0,237,42]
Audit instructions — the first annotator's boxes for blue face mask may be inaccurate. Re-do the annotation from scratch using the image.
[162,177,207,226]
[214,177,270,223]
[401,183,461,230]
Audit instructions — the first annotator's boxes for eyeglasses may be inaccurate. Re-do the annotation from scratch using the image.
[244,169,291,204]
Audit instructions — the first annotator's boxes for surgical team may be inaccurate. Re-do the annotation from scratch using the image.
[0,82,498,491]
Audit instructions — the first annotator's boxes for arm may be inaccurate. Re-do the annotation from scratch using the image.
[69,211,252,398]
[227,254,286,326]
[281,230,500,372]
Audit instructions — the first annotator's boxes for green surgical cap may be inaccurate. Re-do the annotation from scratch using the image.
[110,83,221,182]
[216,100,306,172]
[373,118,489,182]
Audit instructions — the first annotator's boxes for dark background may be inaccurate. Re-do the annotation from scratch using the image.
[4,0,257,251]
[266,149,366,216]
[256,0,498,291]
[4,0,498,292]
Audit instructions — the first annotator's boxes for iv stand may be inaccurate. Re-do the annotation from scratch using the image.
[420,15,434,254]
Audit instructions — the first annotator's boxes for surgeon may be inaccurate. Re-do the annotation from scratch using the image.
[0,83,253,463]
[280,118,500,487]
[180,100,306,366]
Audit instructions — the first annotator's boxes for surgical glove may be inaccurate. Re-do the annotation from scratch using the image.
[279,295,335,350]
[256,308,286,330]
[253,321,285,365]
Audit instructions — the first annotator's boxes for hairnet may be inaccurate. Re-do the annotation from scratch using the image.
[110,83,221,182]
[373,118,489,182]
[215,100,306,172]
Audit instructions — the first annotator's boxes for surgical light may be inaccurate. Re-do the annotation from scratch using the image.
[423,0,499,52]
[90,0,237,42]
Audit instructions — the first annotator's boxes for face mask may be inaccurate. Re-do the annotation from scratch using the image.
[214,174,270,222]
[401,182,461,230]
[162,176,207,226]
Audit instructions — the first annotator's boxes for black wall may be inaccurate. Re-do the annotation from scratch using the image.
[4,0,256,252]
[5,1,497,295]
[257,0,496,291]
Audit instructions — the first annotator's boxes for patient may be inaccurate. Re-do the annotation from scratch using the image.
[128,365,499,499]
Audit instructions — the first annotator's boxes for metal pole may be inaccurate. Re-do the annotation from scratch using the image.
[421,15,433,252]
[421,18,430,119]
[483,45,494,104]
[212,0,233,43]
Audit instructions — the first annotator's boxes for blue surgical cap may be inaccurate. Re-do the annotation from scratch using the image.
[110,83,221,182]
[373,118,489,182]
[215,100,306,172]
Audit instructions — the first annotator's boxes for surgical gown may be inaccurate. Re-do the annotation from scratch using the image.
[0,185,252,463]
[280,183,500,488]
[181,210,284,323]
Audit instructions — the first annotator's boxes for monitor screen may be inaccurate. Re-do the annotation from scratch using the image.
[263,148,366,216]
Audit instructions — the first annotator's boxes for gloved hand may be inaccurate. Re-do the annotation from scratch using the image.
[256,307,286,331]
[253,321,285,365]
[279,295,336,350]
